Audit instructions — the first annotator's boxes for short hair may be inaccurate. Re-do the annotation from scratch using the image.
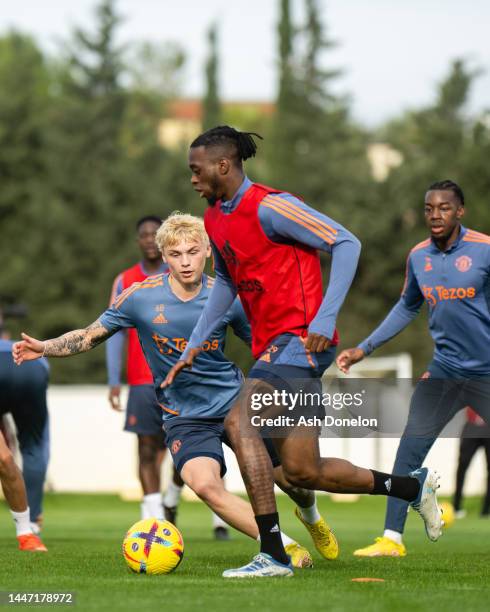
[155,212,209,252]
[427,180,465,206]
[136,215,162,231]
[190,125,263,165]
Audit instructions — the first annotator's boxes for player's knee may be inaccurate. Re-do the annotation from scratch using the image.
[282,463,318,489]
[138,441,158,465]
[0,448,16,475]
[191,479,223,505]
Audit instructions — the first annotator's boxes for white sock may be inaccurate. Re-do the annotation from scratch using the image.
[212,512,227,529]
[143,493,164,520]
[163,481,183,508]
[298,502,321,525]
[11,508,32,537]
[383,529,403,545]
[257,532,295,547]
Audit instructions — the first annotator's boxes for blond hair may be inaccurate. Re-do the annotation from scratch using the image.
[155,212,209,252]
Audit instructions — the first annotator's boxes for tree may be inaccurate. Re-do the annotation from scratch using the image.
[202,24,221,130]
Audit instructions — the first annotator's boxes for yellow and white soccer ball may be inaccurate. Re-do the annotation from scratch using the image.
[440,501,455,529]
[122,518,184,574]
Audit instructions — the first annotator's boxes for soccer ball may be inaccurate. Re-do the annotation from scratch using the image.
[122,518,184,575]
[440,501,455,529]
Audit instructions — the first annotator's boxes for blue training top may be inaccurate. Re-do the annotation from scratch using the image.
[358,226,490,376]
[99,274,251,420]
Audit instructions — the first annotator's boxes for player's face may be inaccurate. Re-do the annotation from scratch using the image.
[163,239,210,287]
[424,190,464,241]
[137,221,161,261]
[188,146,225,204]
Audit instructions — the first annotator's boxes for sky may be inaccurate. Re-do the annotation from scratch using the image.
[1,0,489,126]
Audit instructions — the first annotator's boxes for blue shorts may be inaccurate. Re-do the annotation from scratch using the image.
[124,384,166,442]
[248,334,336,424]
[163,417,281,476]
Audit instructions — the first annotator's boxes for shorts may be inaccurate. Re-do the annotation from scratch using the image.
[124,384,166,441]
[0,353,49,445]
[163,417,281,477]
[247,334,336,431]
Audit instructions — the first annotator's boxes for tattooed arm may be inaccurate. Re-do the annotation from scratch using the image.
[12,319,115,365]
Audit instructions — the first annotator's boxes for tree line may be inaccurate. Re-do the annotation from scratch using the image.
[1,0,488,382]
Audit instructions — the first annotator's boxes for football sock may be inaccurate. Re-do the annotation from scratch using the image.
[163,481,183,508]
[255,513,289,565]
[212,512,227,529]
[383,529,403,545]
[143,493,164,520]
[297,501,321,524]
[11,508,32,536]
[256,532,295,547]
[370,470,420,502]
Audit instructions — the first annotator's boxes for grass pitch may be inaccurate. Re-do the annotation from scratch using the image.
[1,494,489,611]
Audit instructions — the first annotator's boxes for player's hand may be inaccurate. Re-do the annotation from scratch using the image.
[108,385,122,411]
[304,332,331,353]
[161,348,201,388]
[336,347,365,374]
[12,333,46,365]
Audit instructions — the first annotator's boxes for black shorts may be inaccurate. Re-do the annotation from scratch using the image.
[124,384,166,440]
[163,417,281,477]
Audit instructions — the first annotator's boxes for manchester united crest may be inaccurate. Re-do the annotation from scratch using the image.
[455,255,472,272]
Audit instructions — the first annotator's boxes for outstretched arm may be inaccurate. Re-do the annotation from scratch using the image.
[336,254,424,373]
[12,318,114,365]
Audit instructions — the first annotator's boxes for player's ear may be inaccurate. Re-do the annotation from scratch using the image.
[206,244,212,258]
[457,205,465,220]
[219,158,231,175]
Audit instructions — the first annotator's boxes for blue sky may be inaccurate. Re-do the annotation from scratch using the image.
[2,0,489,125]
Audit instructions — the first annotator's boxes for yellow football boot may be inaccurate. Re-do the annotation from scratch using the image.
[285,542,314,568]
[353,536,406,557]
[294,507,339,560]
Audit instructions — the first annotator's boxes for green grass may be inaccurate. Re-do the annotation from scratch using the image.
[1,494,489,611]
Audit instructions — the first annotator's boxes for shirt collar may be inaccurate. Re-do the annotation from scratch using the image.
[220,176,252,213]
[429,225,466,253]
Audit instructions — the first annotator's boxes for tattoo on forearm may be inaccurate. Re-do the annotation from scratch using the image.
[44,319,113,357]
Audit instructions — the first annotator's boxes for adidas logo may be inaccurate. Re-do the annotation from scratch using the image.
[270,524,279,534]
[385,478,392,492]
[152,313,168,324]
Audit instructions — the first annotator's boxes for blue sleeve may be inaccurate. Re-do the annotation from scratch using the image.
[259,193,361,339]
[182,274,237,360]
[228,299,252,346]
[105,274,126,386]
[99,289,136,333]
[358,255,424,355]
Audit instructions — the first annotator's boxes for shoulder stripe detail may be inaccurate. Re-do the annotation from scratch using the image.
[263,194,338,238]
[114,277,163,309]
[206,275,216,288]
[463,236,490,245]
[109,273,123,306]
[159,403,179,416]
[410,238,431,254]
[465,229,490,240]
[262,200,335,245]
